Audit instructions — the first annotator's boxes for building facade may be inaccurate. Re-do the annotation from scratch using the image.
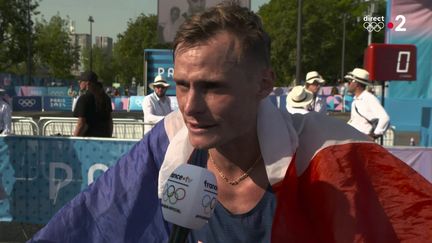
[95,36,113,55]
[69,33,91,76]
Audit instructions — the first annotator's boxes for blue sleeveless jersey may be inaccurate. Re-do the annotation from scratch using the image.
[188,187,275,243]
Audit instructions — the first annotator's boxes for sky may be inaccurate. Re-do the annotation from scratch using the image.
[37,0,270,42]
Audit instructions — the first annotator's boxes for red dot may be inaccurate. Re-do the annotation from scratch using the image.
[388,22,394,29]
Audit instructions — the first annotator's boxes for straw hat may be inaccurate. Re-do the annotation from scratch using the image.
[149,75,170,90]
[287,86,314,108]
[344,68,370,86]
[305,71,325,84]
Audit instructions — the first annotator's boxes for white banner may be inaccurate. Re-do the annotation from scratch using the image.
[157,0,251,43]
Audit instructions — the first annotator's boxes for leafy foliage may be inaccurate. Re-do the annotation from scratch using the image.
[33,14,79,78]
[258,0,385,86]
[0,0,39,71]
[112,14,170,85]
[81,46,115,85]
[1,0,386,85]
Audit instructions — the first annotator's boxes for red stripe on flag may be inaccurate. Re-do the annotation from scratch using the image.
[272,143,432,242]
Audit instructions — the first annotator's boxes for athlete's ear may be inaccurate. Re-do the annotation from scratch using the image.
[258,67,275,99]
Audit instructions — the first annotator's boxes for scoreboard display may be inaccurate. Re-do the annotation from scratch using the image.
[363,44,417,81]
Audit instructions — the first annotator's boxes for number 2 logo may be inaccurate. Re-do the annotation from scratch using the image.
[394,15,406,32]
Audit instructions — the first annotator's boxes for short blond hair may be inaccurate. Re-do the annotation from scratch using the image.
[173,1,271,66]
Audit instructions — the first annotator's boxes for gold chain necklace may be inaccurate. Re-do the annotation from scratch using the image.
[208,152,262,186]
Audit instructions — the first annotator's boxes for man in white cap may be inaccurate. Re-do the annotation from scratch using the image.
[304,71,326,114]
[142,75,172,134]
[0,89,11,135]
[345,68,390,140]
[286,85,314,114]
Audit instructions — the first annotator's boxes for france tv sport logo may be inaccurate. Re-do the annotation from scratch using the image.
[363,15,407,32]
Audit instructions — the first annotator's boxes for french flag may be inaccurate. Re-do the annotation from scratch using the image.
[31,98,432,242]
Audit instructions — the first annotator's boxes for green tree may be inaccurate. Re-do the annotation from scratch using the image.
[0,0,39,71]
[82,46,115,85]
[33,14,79,78]
[112,14,170,85]
[258,0,385,86]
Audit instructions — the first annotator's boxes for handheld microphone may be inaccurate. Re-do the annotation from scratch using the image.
[161,164,218,243]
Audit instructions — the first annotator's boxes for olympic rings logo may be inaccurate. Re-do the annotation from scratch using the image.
[18,98,36,107]
[201,194,217,214]
[163,184,186,205]
[363,21,385,32]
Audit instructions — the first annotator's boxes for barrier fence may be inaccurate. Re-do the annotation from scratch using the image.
[12,94,352,113]
[11,117,39,136]
[0,136,138,223]
[0,135,430,224]
[10,116,396,144]
[41,118,147,139]
[382,126,395,146]
[10,117,153,139]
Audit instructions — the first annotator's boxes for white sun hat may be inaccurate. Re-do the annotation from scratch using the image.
[149,75,170,90]
[305,71,325,84]
[287,86,314,108]
[344,68,370,86]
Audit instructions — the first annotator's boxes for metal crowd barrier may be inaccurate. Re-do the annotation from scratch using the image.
[39,117,153,139]
[382,126,395,146]
[11,116,39,135]
[112,120,146,139]
[39,117,76,136]
[10,116,396,145]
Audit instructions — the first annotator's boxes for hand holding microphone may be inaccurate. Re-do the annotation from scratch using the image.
[161,164,218,243]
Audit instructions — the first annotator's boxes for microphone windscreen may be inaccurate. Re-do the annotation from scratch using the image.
[162,164,218,229]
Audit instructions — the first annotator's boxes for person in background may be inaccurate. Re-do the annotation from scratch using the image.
[78,77,88,97]
[183,0,206,19]
[0,89,11,135]
[73,71,113,137]
[337,78,348,96]
[304,71,327,114]
[113,88,120,97]
[31,2,432,242]
[286,85,314,114]
[161,6,183,42]
[330,86,339,96]
[124,85,129,97]
[105,87,112,97]
[72,77,88,111]
[67,85,77,97]
[142,75,172,134]
[346,68,390,140]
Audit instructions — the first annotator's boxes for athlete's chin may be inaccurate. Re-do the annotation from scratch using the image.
[188,134,220,150]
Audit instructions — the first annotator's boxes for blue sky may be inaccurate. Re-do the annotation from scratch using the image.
[37,0,270,42]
